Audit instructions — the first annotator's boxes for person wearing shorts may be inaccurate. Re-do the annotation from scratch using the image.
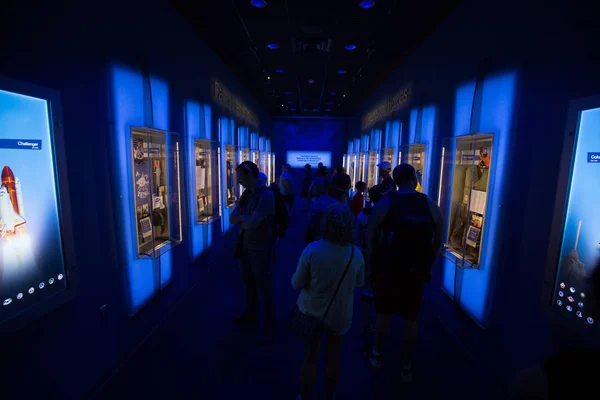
[364,164,443,382]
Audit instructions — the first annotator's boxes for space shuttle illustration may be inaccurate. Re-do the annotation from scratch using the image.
[0,165,26,238]
[563,220,586,285]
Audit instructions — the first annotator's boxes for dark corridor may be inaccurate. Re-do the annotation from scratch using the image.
[93,211,505,399]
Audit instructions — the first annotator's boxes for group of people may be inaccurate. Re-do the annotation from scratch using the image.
[229,159,443,400]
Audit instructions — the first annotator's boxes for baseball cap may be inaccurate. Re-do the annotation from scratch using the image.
[377,161,392,171]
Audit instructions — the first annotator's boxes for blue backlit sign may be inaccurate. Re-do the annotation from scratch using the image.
[587,152,600,163]
[0,139,42,150]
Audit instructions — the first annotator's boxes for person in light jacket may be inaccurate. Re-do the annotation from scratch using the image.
[292,203,365,400]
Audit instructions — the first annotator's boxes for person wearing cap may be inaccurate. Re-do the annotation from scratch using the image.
[377,161,396,193]
[230,161,277,342]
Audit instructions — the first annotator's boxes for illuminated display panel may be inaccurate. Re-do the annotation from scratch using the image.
[552,107,600,326]
[225,144,239,207]
[195,139,219,222]
[0,89,67,322]
[286,151,332,169]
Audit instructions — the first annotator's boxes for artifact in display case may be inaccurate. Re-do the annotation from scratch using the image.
[442,133,492,268]
[271,152,276,184]
[131,127,182,259]
[550,104,600,326]
[402,144,426,193]
[241,148,250,163]
[367,150,379,188]
[195,139,219,223]
[252,150,259,165]
[382,148,394,168]
[358,152,366,183]
[260,151,268,177]
[225,144,239,207]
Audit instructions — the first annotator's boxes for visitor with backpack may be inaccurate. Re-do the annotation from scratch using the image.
[230,162,277,343]
[364,164,443,381]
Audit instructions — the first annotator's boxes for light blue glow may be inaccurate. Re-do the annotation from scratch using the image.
[267,44,279,49]
[250,132,259,150]
[111,65,153,311]
[336,70,347,75]
[460,71,517,325]
[276,69,285,73]
[420,105,437,195]
[441,80,476,296]
[251,0,267,8]
[409,108,419,144]
[344,44,356,51]
[184,101,211,259]
[359,0,375,9]
[220,119,237,234]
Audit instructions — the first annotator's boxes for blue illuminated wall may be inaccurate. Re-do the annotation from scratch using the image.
[0,0,269,398]
[272,118,353,185]
[357,0,600,382]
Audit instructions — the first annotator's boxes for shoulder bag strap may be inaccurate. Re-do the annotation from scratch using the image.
[322,245,355,321]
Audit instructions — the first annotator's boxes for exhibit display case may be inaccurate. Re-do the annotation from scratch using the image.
[0,82,76,328]
[252,149,259,165]
[131,127,182,259]
[271,152,276,184]
[382,148,394,167]
[241,148,250,163]
[195,139,219,222]
[440,133,493,269]
[401,143,426,193]
[545,100,600,327]
[367,150,379,188]
[225,144,239,207]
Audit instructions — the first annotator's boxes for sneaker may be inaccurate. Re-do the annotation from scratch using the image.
[364,343,382,369]
[401,361,414,383]
[232,313,257,325]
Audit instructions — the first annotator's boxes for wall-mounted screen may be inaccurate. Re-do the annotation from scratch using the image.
[0,89,67,323]
[552,106,600,326]
[286,151,332,169]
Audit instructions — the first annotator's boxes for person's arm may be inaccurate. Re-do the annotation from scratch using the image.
[292,246,311,290]
[283,177,293,194]
[427,198,444,255]
[366,197,389,270]
[240,190,274,230]
[229,201,245,225]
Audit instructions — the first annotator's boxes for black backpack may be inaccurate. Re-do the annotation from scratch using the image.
[379,191,436,274]
[266,185,289,237]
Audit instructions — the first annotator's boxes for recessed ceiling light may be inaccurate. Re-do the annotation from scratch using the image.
[344,44,357,51]
[267,44,279,49]
[337,103,341,106]
[281,104,284,107]
[308,78,315,84]
[251,0,268,8]
[359,0,375,9]
[343,94,346,97]
[267,76,271,80]
[276,69,285,73]
[336,70,347,75]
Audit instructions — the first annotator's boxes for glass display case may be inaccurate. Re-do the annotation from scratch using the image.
[271,152,276,184]
[358,152,366,183]
[440,133,493,268]
[225,144,239,207]
[401,144,426,193]
[367,150,379,188]
[260,151,268,177]
[195,139,219,223]
[382,148,394,167]
[350,153,357,189]
[131,127,182,259]
[241,148,250,163]
[252,149,259,165]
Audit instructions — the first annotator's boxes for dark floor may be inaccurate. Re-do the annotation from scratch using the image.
[94,211,507,400]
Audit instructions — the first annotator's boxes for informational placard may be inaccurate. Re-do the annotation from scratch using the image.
[0,89,67,322]
[286,151,332,168]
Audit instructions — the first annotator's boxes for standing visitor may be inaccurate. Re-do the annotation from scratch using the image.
[279,163,295,213]
[292,203,365,400]
[302,164,313,212]
[377,161,396,193]
[364,164,443,381]
[350,181,367,218]
[230,161,277,343]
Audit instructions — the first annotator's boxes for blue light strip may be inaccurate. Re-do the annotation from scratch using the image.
[421,105,437,195]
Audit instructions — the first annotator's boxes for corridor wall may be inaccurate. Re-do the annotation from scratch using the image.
[0,0,269,398]
[357,0,600,382]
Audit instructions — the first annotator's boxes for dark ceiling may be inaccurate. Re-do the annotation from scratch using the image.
[171,0,461,117]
